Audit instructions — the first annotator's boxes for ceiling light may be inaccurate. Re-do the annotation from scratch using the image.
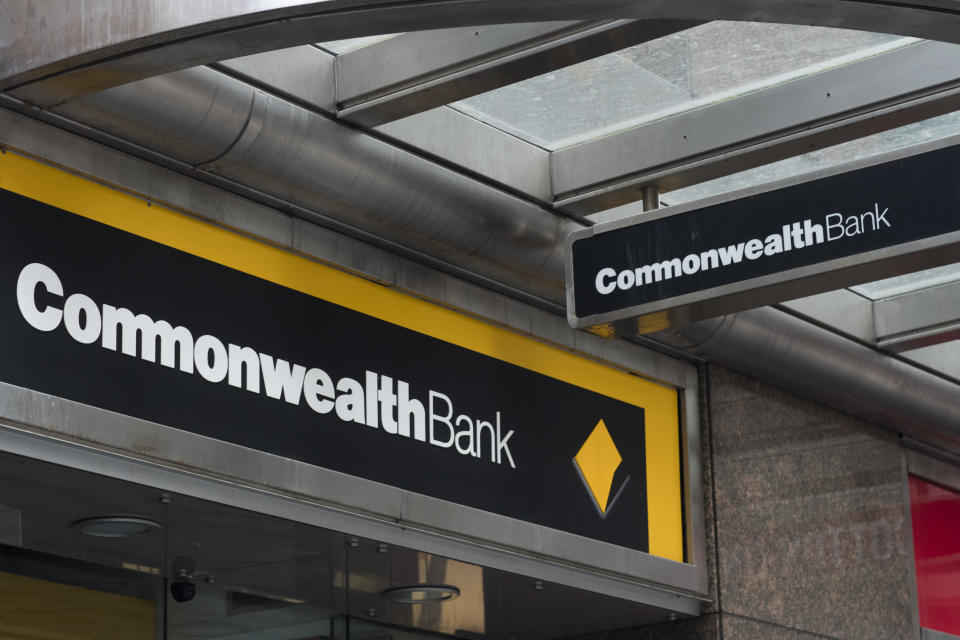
[72,516,161,537]
[382,584,460,604]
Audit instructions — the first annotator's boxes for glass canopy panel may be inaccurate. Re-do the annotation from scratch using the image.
[450,22,912,150]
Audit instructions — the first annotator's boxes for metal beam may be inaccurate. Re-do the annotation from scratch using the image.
[336,20,702,127]
[214,45,337,114]
[552,41,960,216]
[874,280,960,352]
[9,0,960,106]
[376,106,553,202]
[779,290,877,345]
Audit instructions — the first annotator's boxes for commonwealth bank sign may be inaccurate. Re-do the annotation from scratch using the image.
[0,165,685,559]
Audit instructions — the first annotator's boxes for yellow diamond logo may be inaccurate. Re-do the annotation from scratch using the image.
[574,419,623,515]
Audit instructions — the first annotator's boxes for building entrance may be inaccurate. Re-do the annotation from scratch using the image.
[0,450,472,639]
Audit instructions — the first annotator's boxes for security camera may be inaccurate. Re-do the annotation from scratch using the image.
[170,578,197,603]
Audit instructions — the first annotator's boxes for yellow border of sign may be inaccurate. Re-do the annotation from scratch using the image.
[0,151,683,562]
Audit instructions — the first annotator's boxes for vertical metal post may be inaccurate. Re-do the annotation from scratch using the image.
[160,494,170,640]
[642,185,660,212]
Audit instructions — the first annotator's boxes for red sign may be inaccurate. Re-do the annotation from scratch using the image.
[910,475,960,635]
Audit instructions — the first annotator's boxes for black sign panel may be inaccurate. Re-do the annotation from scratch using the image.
[568,143,960,328]
[0,188,655,551]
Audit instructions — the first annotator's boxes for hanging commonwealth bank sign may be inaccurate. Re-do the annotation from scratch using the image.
[0,152,689,563]
[566,142,960,332]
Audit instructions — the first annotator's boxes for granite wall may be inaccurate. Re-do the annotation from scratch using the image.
[571,364,917,640]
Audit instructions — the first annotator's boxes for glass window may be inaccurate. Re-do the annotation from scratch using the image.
[0,545,160,639]
[0,450,461,640]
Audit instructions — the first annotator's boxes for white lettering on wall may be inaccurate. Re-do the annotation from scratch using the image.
[14,262,518,468]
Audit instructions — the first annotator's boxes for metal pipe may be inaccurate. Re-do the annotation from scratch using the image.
[53,67,257,166]
[54,67,575,302]
[656,308,960,452]
[52,66,960,453]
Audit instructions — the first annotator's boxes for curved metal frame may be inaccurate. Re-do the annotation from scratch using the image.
[7,0,960,105]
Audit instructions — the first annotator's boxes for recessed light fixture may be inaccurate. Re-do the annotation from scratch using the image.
[72,516,161,538]
[382,584,460,604]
